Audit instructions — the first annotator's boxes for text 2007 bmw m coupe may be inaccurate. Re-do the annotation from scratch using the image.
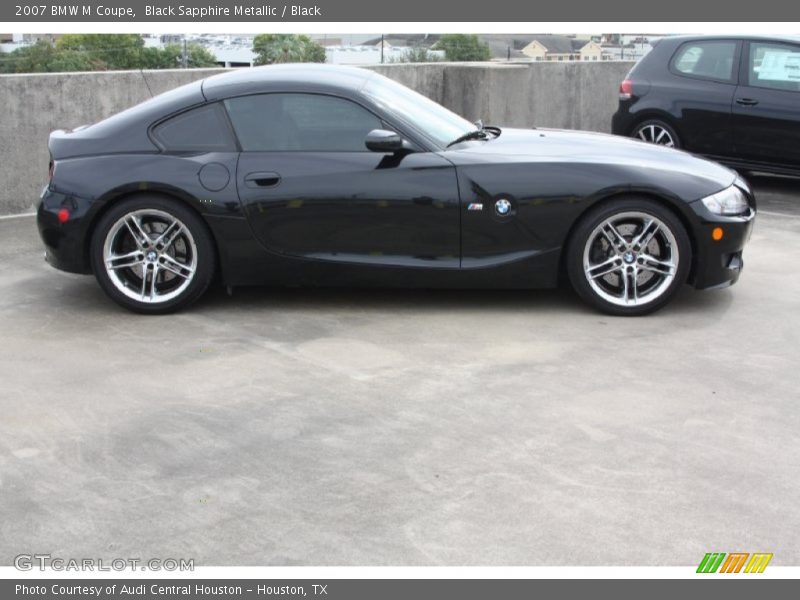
[38,64,756,316]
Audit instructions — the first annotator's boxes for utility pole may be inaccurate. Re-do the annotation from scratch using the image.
[381,34,384,64]
[182,36,188,69]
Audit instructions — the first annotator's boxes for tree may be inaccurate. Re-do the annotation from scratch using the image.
[0,40,97,73]
[433,34,491,62]
[0,36,219,74]
[390,47,442,63]
[252,34,326,65]
[141,44,219,70]
[56,34,145,70]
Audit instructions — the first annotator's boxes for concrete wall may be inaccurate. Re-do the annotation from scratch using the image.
[0,68,222,216]
[371,61,633,130]
[0,61,634,215]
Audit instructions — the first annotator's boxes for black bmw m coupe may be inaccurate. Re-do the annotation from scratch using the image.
[38,64,756,316]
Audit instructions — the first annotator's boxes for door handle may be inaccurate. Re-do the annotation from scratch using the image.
[244,172,281,188]
[735,98,759,106]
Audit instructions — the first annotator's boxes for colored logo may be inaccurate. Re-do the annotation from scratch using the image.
[495,198,512,216]
[696,552,773,573]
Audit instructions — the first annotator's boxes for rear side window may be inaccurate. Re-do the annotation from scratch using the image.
[152,103,236,152]
[672,41,737,82]
[224,93,382,152]
[748,42,800,92]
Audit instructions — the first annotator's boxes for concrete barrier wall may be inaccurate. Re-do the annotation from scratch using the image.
[371,61,633,131]
[0,61,634,215]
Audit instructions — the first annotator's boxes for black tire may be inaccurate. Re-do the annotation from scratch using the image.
[90,195,215,314]
[631,119,681,149]
[566,198,692,316]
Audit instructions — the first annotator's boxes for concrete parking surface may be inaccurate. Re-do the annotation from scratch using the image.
[1,176,798,566]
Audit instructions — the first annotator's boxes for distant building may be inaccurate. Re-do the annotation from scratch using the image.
[311,34,380,46]
[518,35,611,61]
[312,37,343,47]
[22,33,61,43]
[325,45,444,65]
[619,34,669,46]
[363,34,441,48]
[372,39,392,51]
[1,33,31,54]
[213,46,256,68]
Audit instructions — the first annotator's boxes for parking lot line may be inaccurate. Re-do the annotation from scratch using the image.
[0,212,35,220]
[757,209,800,219]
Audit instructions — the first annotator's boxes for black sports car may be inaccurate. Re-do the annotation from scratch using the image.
[612,35,800,176]
[38,64,756,316]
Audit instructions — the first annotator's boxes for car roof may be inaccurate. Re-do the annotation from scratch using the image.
[52,65,381,158]
[201,64,376,101]
[659,34,800,45]
[49,79,207,159]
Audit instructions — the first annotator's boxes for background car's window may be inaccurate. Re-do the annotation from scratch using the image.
[224,93,382,152]
[672,41,737,81]
[152,103,235,152]
[748,42,800,92]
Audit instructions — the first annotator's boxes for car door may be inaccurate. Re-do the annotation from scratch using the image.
[225,92,460,268]
[732,40,800,169]
[667,39,741,157]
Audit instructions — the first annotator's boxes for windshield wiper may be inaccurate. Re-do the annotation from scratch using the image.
[446,129,489,148]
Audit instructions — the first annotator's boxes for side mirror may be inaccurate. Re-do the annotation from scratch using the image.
[365,129,405,153]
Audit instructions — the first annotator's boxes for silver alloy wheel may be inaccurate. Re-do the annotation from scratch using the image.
[582,211,679,307]
[635,123,675,147]
[102,209,198,304]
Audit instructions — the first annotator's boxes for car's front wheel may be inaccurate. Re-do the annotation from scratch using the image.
[90,195,215,314]
[566,198,691,316]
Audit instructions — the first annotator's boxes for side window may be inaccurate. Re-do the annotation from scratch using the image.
[224,93,382,152]
[748,42,800,92]
[152,103,236,152]
[672,41,737,82]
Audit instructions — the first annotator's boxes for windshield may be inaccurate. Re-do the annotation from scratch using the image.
[362,73,477,148]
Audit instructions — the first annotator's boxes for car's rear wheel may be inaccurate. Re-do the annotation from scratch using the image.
[632,119,681,148]
[566,198,691,316]
[90,195,215,314]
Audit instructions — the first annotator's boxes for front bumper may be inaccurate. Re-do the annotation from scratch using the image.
[689,199,756,290]
[37,186,94,274]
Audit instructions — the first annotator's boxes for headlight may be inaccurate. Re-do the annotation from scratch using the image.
[734,174,752,195]
[701,186,749,216]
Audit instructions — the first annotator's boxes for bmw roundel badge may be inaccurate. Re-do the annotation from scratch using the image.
[495,198,512,216]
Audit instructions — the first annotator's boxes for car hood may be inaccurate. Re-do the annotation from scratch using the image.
[453,127,737,189]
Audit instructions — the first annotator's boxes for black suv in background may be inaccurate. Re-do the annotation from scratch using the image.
[612,35,800,176]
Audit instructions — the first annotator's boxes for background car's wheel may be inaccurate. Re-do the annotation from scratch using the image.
[566,198,691,316]
[90,195,215,314]
[632,119,681,148]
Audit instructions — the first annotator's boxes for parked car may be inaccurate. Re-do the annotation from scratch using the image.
[612,35,800,176]
[39,64,755,316]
